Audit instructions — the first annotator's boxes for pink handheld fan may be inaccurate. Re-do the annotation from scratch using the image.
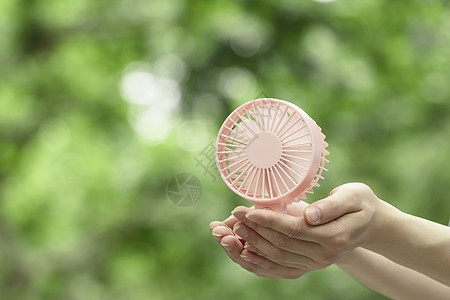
[215,98,329,213]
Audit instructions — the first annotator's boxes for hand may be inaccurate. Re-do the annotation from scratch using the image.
[209,202,310,279]
[231,183,392,269]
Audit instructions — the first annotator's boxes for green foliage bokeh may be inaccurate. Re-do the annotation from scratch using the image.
[1,0,449,299]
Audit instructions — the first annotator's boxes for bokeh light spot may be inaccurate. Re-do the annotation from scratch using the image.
[230,26,262,57]
[121,61,181,145]
[132,108,173,144]
[154,54,187,83]
[218,67,257,101]
[120,62,181,107]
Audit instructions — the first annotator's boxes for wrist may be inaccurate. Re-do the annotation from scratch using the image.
[334,247,361,268]
[363,199,403,251]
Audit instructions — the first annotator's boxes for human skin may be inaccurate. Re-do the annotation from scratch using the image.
[209,202,310,279]
[337,247,450,300]
[209,183,450,297]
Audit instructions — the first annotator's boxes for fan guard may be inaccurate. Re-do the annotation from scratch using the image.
[215,98,329,212]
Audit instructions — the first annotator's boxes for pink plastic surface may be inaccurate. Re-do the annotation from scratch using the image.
[215,98,329,212]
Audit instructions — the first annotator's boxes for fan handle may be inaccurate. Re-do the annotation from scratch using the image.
[255,203,287,214]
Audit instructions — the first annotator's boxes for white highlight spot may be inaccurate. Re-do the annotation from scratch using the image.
[120,61,181,144]
[133,108,173,144]
[230,26,262,57]
[154,54,187,83]
[120,65,181,106]
[219,67,256,100]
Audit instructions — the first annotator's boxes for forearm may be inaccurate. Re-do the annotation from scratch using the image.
[367,201,450,286]
[336,247,450,300]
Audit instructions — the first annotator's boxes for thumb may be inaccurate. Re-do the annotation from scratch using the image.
[304,192,361,225]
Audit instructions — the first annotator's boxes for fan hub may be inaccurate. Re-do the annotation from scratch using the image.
[246,131,282,169]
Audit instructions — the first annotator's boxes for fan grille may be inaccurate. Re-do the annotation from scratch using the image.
[216,98,328,204]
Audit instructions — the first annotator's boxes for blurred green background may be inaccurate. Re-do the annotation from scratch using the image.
[1,0,449,299]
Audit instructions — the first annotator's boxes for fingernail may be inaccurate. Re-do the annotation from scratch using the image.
[233,225,247,238]
[240,254,250,261]
[306,207,321,224]
[244,244,256,252]
[212,233,222,238]
[221,242,231,251]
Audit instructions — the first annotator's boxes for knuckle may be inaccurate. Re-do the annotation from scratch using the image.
[266,214,276,227]
[287,219,303,238]
[329,233,350,250]
[353,182,371,192]
[271,248,287,263]
[323,199,337,220]
[272,234,291,249]
[349,183,373,200]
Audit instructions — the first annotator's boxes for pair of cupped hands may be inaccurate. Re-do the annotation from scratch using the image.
[209,183,386,279]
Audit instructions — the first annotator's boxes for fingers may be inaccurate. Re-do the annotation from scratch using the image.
[231,206,252,219]
[219,235,244,262]
[232,208,321,255]
[231,208,344,267]
[212,228,299,279]
[210,206,252,231]
[238,208,318,242]
[239,219,322,259]
[240,249,307,279]
[219,235,278,277]
[209,216,239,232]
[286,201,309,217]
[211,225,234,241]
[210,209,311,279]
[232,203,307,219]
[223,214,240,229]
[209,221,225,231]
[233,221,319,269]
[213,184,377,277]
[304,186,365,225]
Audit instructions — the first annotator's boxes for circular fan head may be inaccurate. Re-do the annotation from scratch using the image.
[215,98,329,212]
